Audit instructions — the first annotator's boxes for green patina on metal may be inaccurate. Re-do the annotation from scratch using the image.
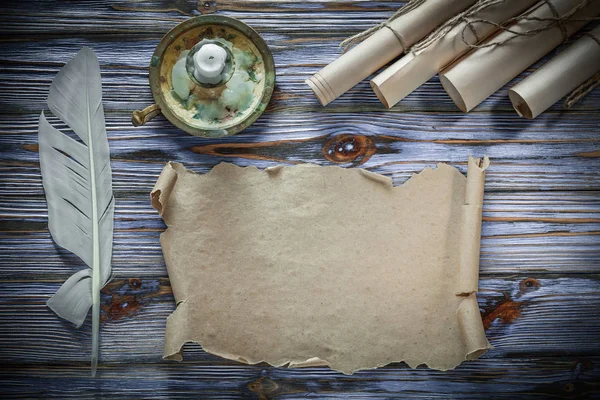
[146,15,276,137]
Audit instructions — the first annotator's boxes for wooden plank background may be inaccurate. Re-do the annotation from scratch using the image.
[0,0,599,398]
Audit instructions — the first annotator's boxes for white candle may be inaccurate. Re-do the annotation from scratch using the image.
[193,44,227,85]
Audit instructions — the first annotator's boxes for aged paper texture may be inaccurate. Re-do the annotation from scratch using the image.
[151,158,491,373]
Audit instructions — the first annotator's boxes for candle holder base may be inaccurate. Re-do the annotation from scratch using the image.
[135,15,275,138]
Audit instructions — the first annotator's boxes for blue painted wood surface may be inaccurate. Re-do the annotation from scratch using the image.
[0,1,599,398]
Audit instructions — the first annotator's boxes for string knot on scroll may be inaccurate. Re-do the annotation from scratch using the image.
[410,0,505,54]
[339,0,425,52]
[410,0,598,54]
[462,0,598,49]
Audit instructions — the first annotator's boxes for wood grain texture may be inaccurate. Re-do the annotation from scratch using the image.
[1,276,599,365]
[0,0,599,398]
[1,358,599,399]
[1,192,599,277]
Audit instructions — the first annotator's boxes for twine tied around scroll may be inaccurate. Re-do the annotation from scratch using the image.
[339,0,425,52]
[411,0,598,54]
[340,0,598,54]
[410,0,505,53]
[564,32,600,108]
[460,0,598,49]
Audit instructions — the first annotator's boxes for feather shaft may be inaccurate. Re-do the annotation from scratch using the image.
[39,47,113,377]
[86,60,101,378]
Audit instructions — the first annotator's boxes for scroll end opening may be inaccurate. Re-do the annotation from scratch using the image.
[306,75,332,106]
[370,80,392,109]
[508,89,534,119]
[439,73,468,113]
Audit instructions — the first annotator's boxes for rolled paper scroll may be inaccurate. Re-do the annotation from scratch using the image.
[439,0,600,112]
[457,294,491,360]
[370,0,539,108]
[305,0,477,106]
[456,156,490,296]
[508,25,600,118]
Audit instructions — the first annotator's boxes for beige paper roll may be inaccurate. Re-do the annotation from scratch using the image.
[371,0,539,108]
[439,0,600,112]
[457,294,492,360]
[306,0,477,106]
[509,25,600,118]
[456,156,489,296]
[465,155,490,207]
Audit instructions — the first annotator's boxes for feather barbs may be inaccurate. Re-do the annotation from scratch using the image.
[38,47,114,377]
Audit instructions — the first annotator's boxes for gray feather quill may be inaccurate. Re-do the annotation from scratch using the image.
[38,47,114,377]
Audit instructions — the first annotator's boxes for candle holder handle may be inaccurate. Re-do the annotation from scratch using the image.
[132,104,162,126]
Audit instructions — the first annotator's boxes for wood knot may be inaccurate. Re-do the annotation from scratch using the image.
[322,134,375,165]
[482,294,523,330]
[519,278,541,294]
[100,278,172,322]
[102,295,143,322]
[128,278,143,290]
[563,383,575,393]
[248,376,278,399]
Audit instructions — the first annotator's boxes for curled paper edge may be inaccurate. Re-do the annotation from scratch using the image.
[163,300,189,362]
[465,156,490,206]
[457,294,493,360]
[359,168,393,187]
[151,162,188,303]
[151,161,181,218]
[456,156,489,295]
